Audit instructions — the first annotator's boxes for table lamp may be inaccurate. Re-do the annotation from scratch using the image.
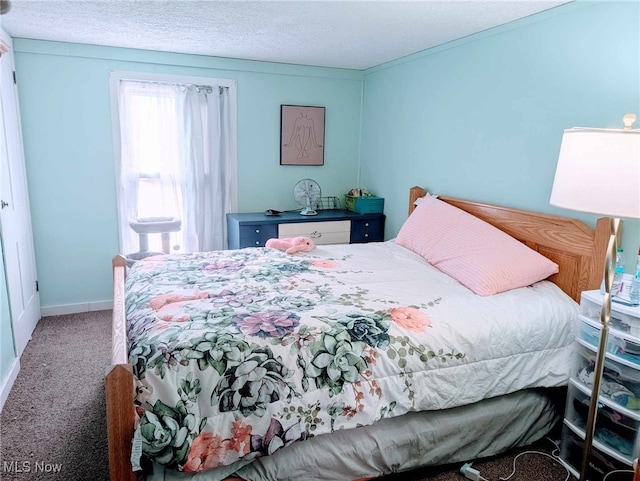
[550,113,640,481]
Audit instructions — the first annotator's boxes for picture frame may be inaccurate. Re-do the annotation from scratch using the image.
[280,105,325,166]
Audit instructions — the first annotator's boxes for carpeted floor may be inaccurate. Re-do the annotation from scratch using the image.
[0,311,627,481]
[1,311,111,481]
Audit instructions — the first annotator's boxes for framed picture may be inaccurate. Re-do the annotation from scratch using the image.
[280,105,325,166]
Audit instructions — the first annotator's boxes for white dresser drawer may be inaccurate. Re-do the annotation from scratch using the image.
[278,220,351,245]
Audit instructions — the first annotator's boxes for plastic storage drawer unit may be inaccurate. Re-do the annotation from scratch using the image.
[560,290,640,480]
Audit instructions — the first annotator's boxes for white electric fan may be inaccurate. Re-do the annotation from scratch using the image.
[293,179,321,216]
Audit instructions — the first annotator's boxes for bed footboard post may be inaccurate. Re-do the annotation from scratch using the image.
[107,255,137,481]
[106,364,137,481]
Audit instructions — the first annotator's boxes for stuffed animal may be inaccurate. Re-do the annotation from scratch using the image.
[265,236,315,254]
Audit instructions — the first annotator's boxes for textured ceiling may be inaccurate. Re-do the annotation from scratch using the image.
[0,0,572,70]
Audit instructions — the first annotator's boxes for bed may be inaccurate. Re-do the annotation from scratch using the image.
[106,186,610,481]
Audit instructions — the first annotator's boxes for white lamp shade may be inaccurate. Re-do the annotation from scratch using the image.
[550,128,640,219]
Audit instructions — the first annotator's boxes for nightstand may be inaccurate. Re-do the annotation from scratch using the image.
[226,210,385,249]
[560,289,640,480]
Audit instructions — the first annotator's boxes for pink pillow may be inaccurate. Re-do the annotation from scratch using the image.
[395,196,558,296]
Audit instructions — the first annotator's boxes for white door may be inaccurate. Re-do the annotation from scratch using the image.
[0,30,40,357]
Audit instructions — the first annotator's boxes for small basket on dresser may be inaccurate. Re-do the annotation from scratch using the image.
[344,195,384,214]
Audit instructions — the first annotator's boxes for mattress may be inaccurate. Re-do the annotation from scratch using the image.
[125,241,578,475]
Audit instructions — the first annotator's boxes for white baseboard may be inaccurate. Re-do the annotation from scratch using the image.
[0,358,20,413]
[41,300,113,317]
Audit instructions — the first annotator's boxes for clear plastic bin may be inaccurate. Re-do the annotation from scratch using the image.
[560,423,631,481]
[580,290,640,336]
[565,382,639,462]
[576,316,640,368]
[572,341,640,413]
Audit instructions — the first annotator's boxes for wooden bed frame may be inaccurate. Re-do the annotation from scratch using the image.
[106,185,611,481]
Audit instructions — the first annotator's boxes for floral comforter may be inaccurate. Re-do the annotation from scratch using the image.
[126,241,577,475]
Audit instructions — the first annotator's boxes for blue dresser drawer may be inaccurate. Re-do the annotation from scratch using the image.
[238,224,278,248]
[350,216,385,243]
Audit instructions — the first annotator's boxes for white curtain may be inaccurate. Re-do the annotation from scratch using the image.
[178,85,232,252]
[115,80,234,255]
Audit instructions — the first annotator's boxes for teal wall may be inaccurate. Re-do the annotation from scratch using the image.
[12,0,640,310]
[361,1,640,266]
[13,41,363,309]
[0,241,16,385]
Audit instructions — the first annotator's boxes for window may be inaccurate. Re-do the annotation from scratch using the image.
[109,72,237,256]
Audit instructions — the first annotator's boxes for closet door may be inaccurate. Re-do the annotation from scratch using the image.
[0,30,40,357]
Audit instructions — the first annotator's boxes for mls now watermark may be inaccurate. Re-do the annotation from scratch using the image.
[2,460,63,474]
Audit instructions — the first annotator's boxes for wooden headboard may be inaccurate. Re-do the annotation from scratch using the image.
[408,186,611,303]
